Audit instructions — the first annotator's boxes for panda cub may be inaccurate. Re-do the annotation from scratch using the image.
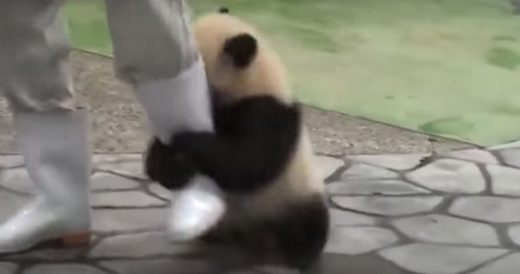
[145,8,329,270]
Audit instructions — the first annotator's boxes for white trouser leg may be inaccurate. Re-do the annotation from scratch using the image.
[0,0,75,113]
[104,0,226,241]
[0,109,91,253]
[0,0,91,253]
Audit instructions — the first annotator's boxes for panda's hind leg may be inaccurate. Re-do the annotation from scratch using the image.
[198,197,330,270]
[274,196,330,270]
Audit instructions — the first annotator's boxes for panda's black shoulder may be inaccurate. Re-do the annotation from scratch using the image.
[231,95,299,115]
[213,93,301,131]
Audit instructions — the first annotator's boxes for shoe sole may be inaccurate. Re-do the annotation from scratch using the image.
[0,231,91,254]
[61,232,91,246]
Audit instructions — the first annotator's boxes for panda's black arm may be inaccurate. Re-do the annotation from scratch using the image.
[145,138,199,190]
[173,96,301,194]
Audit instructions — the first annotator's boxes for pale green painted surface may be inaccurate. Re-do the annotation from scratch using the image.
[64,0,520,146]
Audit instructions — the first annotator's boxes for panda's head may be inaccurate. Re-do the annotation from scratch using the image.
[194,9,291,103]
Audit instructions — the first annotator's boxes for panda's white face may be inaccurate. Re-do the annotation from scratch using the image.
[193,13,292,104]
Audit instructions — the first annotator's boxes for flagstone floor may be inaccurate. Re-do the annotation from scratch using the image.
[2,140,520,273]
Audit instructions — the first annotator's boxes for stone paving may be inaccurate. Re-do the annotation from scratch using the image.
[2,141,520,273]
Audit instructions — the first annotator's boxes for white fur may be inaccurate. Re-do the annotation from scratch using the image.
[194,14,292,104]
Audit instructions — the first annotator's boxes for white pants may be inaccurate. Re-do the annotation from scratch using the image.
[0,0,198,112]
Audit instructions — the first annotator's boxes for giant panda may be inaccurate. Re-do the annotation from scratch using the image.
[145,8,329,270]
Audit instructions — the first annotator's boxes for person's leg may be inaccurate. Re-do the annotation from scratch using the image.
[104,0,225,241]
[0,0,91,253]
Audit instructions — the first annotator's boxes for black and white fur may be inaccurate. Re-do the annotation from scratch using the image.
[145,9,329,270]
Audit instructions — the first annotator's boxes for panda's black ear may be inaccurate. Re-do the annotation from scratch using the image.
[223,33,258,68]
[219,7,230,14]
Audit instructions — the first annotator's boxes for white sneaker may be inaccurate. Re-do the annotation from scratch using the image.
[168,175,226,242]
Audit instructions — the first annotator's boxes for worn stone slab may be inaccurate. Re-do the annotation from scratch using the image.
[91,191,165,207]
[394,214,499,246]
[0,155,24,168]
[316,253,413,274]
[341,164,397,180]
[490,140,520,150]
[148,183,171,200]
[90,232,195,258]
[380,244,507,274]
[101,259,211,274]
[406,159,485,193]
[0,192,29,221]
[0,262,17,274]
[92,208,166,233]
[328,179,429,195]
[244,266,295,274]
[25,264,108,274]
[316,156,344,180]
[488,165,520,195]
[471,253,520,274]
[499,148,520,168]
[508,225,520,246]
[325,226,398,255]
[450,197,520,223]
[0,168,34,194]
[226,270,264,274]
[93,154,143,165]
[348,154,426,170]
[332,196,443,216]
[329,208,377,226]
[4,244,87,261]
[249,266,300,274]
[445,149,499,164]
[97,160,147,180]
[90,172,140,191]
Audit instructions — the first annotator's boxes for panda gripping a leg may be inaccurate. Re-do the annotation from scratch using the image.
[145,9,330,270]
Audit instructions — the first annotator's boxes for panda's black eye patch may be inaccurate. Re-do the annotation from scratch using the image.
[223,33,258,68]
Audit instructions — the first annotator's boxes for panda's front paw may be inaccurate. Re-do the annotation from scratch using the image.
[145,138,171,180]
[172,131,215,155]
[145,138,195,190]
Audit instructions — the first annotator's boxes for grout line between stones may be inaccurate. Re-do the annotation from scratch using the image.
[490,149,507,166]
[324,165,348,184]
[477,163,493,195]
[459,250,513,274]
[92,263,119,274]
[374,250,419,274]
